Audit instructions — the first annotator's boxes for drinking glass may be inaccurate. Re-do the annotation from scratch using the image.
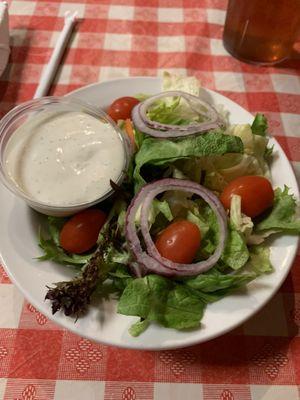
[223,0,300,65]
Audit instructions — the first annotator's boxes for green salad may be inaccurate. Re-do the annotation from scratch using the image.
[39,72,300,337]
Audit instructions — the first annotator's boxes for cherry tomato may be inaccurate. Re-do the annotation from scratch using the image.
[155,220,201,264]
[220,175,274,218]
[60,209,107,254]
[108,97,139,122]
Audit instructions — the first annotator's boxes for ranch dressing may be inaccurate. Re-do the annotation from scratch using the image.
[4,111,126,206]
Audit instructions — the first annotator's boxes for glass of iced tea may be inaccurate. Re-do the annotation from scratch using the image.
[223,0,300,65]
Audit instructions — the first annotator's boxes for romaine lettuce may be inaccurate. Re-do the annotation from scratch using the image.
[133,132,243,191]
[247,245,273,274]
[202,120,270,192]
[184,268,256,293]
[221,224,249,270]
[230,194,254,240]
[117,274,205,331]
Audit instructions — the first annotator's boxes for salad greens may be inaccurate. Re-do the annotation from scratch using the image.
[38,217,92,266]
[247,245,273,274]
[221,225,249,270]
[251,113,268,136]
[133,132,244,191]
[230,194,254,240]
[256,186,300,233]
[39,73,300,336]
[147,96,203,126]
[118,275,205,331]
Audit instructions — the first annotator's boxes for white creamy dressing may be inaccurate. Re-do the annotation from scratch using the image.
[5,111,126,206]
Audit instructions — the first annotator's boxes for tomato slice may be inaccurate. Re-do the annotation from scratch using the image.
[220,175,274,218]
[155,220,201,264]
[60,209,107,254]
[108,97,139,122]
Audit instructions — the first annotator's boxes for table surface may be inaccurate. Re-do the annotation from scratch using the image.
[0,1,300,399]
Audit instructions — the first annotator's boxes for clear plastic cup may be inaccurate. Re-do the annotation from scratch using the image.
[0,96,131,216]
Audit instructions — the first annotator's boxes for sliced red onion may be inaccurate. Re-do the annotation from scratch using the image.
[125,178,228,277]
[126,196,174,277]
[132,91,224,138]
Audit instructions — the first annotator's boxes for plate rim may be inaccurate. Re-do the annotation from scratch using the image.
[0,76,299,350]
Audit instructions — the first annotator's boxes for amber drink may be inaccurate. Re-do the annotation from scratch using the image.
[223,0,300,65]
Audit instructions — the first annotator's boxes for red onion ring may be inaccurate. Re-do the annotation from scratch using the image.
[125,178,228,277]
[132,91,224,138]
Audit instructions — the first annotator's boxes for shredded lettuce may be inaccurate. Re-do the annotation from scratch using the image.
[147,96,203,126]
[230,194,254,240]
[226,123,269,171]
[162,190,195,217]
[162,71,201,96]
[228,124,256,152]
[135,198,173,227]
[187,210,210,238]
[133,128,145,149]
[162,71,229,124]
[146,72,207,126]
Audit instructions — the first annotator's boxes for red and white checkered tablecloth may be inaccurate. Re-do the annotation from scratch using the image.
[0,0,300,399]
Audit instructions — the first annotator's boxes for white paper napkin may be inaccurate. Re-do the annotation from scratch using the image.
[0,1,10,77]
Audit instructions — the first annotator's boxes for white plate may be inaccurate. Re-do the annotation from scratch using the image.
[0,77,299,350]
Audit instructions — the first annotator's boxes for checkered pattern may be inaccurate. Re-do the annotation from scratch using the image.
[0,0,300,399]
